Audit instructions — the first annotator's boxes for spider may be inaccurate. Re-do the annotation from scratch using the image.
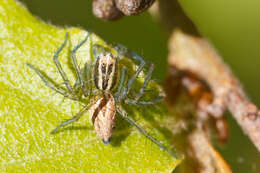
[27,32,177,159]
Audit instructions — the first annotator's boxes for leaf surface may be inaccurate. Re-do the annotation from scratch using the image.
[0,0,182,172]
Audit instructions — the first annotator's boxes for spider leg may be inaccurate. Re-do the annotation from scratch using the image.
[114,66,127,103]
[125,97,164,105]
[50,104,90,134]
[135,63,154,101]
[82,62,94,96]
[115,46,164,105]
[116,106,178,159]
[71,32,91,97]
[53,32,73,93]
[92,44,109,59]
[114,44,153,101]
[129,51,145,64]
[27,63,67,97]
[119,61,146,101]
[124,63,164,105]
[76,64,97,95]
[73,75,80,91]
[114,44,145,64]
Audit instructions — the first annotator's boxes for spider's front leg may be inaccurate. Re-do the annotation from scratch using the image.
[116,105,178,159]
[114,45,164,105]
[124,62,164,105]
[70,32,91,97]
[114,66,127,103]
[27,33,79,101]
[114,43,145,64]
[27,63,68,97]
[118,58,146,101]
[53,32,73,93]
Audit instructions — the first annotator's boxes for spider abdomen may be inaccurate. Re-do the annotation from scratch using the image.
[89,92,117,144]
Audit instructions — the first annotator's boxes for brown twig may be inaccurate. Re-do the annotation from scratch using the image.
[168,66,229,143]
[150,0,260,172]
[188,129,232,173]
[168,30,260,151]
[165,65,232,173]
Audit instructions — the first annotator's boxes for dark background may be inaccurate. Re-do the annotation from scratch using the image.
[19,0,260,172]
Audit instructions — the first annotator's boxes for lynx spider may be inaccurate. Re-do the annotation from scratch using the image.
[27,32,177,159]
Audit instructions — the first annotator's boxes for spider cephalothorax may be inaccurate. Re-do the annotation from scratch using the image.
[94,53,118,91]
[27,32,177,159]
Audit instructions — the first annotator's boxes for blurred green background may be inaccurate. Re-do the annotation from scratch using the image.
[19,0,260,172]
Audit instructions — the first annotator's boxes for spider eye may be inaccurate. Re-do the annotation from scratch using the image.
[101,63,106,73]
[107,64,113,75]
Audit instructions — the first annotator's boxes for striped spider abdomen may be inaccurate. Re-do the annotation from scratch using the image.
[89,92,116,144]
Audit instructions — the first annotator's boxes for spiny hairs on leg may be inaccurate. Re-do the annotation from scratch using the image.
[27,32,85,101]
[114,66,127,103]
[114,43,145,64]
[53,32,73,93]
[119,61,146,101]
[134,63,154,101]
[26,63,67,97]
[113,45,172,155]
[70,32,91,97]
[114,44,163,104]
[117,106,179,159]
[125,96,164,105]
[50,104,90,134]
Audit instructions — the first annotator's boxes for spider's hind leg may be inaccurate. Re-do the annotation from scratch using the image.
[135,62,154,101]
[125,63,164,105]
[125,97,163,105]
[50,104,90,134]
[116,105,178,159]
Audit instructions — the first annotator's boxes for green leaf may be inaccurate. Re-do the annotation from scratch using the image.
[0,0,182,172]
